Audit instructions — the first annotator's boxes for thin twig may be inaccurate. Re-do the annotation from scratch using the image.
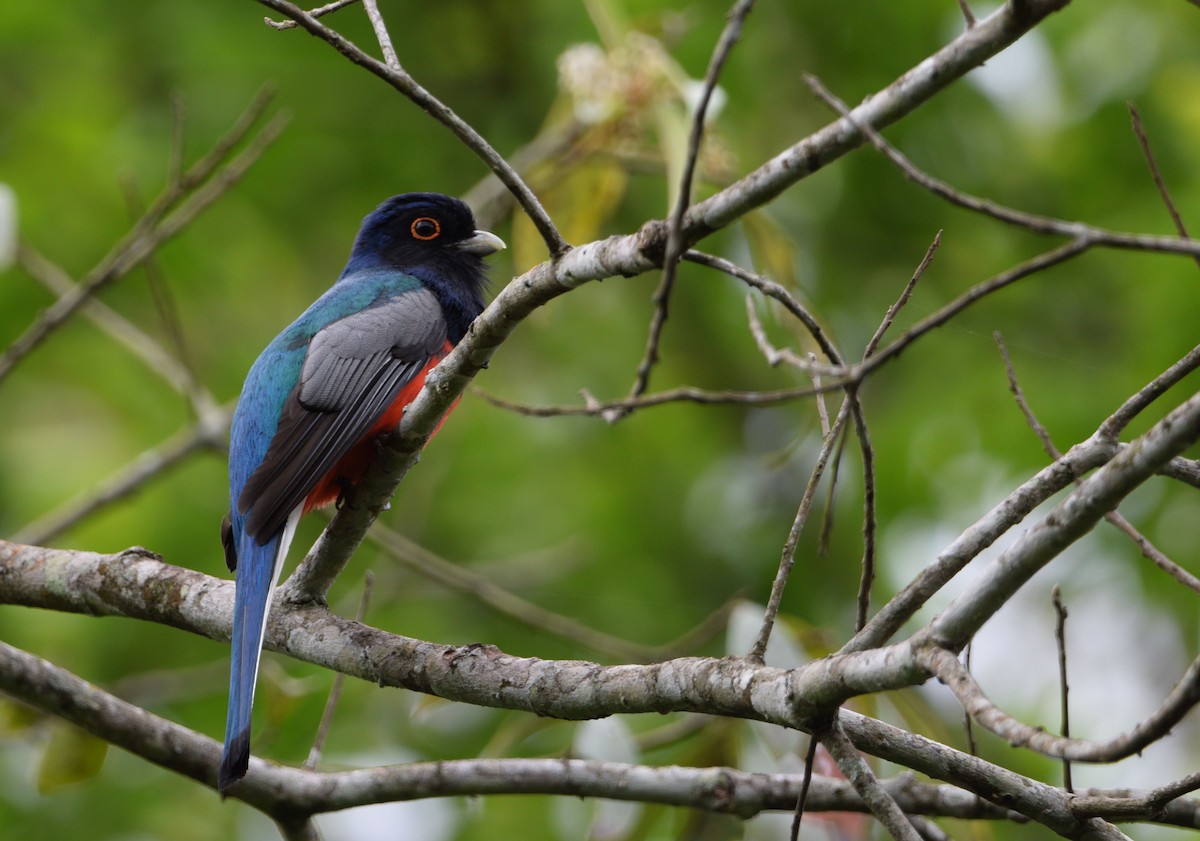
[276,818,323,841]
[1127,102,1199,270]
[822,715,923,841]
[790,736,820,841]
[962,644,978,756]
[751,399,852,661]
[860,238,1093,388]
[119,176,204,419]
[817,426,846,558]
[256,0,566,256]
[1105,511,1200,593]
[800,71,1200,276]
[998,333,1200,594]
[922,646,1200,763]
[865,232,941,358]
[15,243,219,418]
[9,408,230,545]
[0,89,284,387]
[808,353,832,435]
[745,295,810,370]
[1098,342,1200,440]
[264,0,359,29]
[687,250,843,367]
[803,72,1091,240]
[956,0,977,28]
[850,394,876,632]
[852,234,937,629]
[360,0,400,70]
[472,381,824,419]
[1052,585,1073,793]
[996,331,1057,459]
[627,0,756,401]
[461,120,588,230]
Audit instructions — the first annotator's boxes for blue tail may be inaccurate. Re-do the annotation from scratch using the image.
[218,507,300,793]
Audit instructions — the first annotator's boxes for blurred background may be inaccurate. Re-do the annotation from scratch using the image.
[3,0,1200,838]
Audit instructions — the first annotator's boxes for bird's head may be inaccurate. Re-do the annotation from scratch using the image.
[345,192,505,291]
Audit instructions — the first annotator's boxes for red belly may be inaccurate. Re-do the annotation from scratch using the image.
[302,343,455,512]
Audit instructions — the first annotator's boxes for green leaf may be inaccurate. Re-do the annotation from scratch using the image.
[0,698,40,733]
[37,723,108,792]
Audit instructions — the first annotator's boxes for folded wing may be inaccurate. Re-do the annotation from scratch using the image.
[239,286,447,541]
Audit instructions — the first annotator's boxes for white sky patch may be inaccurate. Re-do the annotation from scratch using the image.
[0,184,15,271]
[311,750,459,841]
[318,800,458,841]
[964,20,1067,131]
[884,452,1196,792]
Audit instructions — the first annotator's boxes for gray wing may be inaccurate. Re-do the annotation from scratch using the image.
[240,287,448,541]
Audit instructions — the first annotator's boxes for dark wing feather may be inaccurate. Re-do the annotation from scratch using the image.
[239,288,447,541]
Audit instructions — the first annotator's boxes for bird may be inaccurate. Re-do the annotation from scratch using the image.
[217,193,505,793]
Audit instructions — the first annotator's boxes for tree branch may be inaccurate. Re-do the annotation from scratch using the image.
[0,90,284,387]
[254,0,566,256]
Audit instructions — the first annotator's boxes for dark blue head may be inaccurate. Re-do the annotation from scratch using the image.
[343,193,505,337]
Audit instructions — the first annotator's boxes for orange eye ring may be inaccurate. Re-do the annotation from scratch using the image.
[410,216,441,241]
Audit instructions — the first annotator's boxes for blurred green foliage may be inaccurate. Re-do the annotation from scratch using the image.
[3,1,1200,839]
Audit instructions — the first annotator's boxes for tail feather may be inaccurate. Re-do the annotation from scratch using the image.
[218,505,302,793]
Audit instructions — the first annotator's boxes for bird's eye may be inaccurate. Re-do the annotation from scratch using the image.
[410,217,441,241]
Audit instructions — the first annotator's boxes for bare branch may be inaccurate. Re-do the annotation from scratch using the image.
[5,540,1187,834]
[750,398,853,661]
[852,235,938,630]
[917,389,1200,653]
[471,381,824,418]
[956,0,978,28]
[998,333,1200,594]
[864,231,941,359]
[688,250,843,367]
[996,330,1058,457]
[745,295,812,372]
[1127,101,1199,270]
[255,0,567,256]
[0,91,285,386]
[15,242,219,417]
[1098,342,1200,440]
[0,633,1040,823]
[922,646,1200,764]
[683,2,1074,236]
[264,0,359,29]
[628,0,756,400]
[1052,585,1073,793]
[360,0,399,71]
[790,736,820,841]
[9,408,230,546]
[822,716,922,841]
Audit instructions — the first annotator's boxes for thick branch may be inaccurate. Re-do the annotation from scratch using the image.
[0,635,1031,824]
[0,540,1166,836]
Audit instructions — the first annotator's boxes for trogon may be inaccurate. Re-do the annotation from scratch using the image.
[217,193,504,792]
